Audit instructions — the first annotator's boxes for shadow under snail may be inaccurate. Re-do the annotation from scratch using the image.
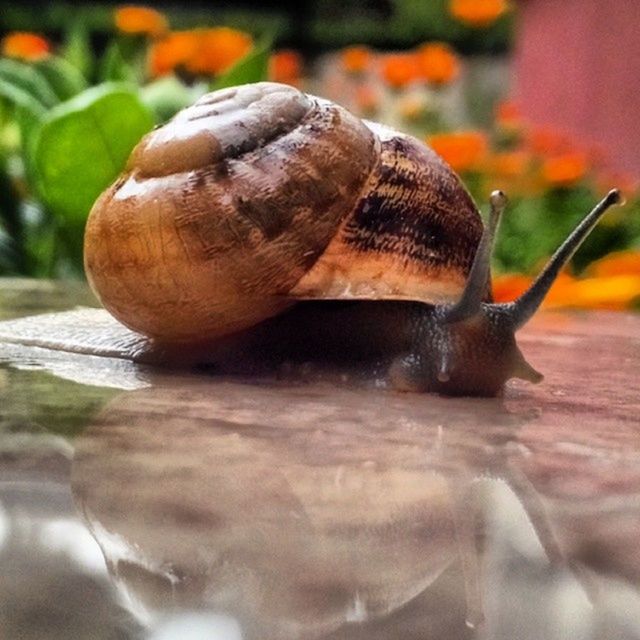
[84,82,623,396]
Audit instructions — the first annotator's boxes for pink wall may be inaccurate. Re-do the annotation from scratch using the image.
[514,0,640,174]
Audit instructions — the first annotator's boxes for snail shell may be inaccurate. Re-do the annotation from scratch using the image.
[85,82,483,343]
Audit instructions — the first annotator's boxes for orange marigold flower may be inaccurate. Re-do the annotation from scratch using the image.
[495,99,522,128]
[269,49,302,85]
[115,6,168,38]
[354,84,380,114]
[542,152,588,187]
[527,127,574,157]
[150,28,253,77]
[490,150,531,178]
[416,42,460,85]
[186,28,253,76]
[493,270,640,310]
[380,53,420,89]
[569,275,640,310]
[1,32,50,61]
[428,131,488,172]
[341,46,373,74]
[149,31,198,76]
[491,274,532,303]
[450,0,508,27]
[492,272,577,307]
[588,250,640,278]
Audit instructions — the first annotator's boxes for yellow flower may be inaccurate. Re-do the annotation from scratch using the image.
[416,42,460,86]
[1,32,50,61]
[428,131,488,172]
[115,6,168,38]
[450,0,508,28]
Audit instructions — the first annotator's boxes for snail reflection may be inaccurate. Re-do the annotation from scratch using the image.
[71,375,592,639]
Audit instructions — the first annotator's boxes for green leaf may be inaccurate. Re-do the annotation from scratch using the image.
[62,18,94,80]
[99,42,138,83]
[34,56,87,101]
[212,36,272,90]
[0,80,47,121]
[0,77,46,193]
[33,83,154,225]
[0,58,59,108]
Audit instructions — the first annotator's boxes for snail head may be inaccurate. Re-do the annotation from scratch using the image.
[392,189,622,395]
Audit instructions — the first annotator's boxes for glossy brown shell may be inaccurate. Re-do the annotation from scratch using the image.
[85,82,484,343]
[292,121,484,303]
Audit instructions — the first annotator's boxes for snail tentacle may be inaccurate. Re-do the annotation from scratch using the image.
[443,190,507,324]
[506,189,621,330]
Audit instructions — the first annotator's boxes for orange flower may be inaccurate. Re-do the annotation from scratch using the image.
[269,49,302,85]
[149,31,198,76]
[341,46,373,74]
[1,32,50,61]
[115,6,168,38]
[491,274,532,303]
[541,152,588,187]
[186,28,253,76]
[149,28,253,77]
[588,250,640,278]
[493,270,640,310]
[527,127,574,157]
[428,131,488,172]
[354,84,380,114]
[495,100,523,129]
[380,53,420,89]
[450,0,508,27]
[416,42,460,85]
[569,275,640,310]
[489,150,531,178]
[492,273,576,307]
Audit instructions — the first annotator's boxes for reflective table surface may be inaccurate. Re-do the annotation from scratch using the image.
[1,279,639,640]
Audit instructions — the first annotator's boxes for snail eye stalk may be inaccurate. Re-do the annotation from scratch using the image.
[443,190,507,324]
[506,189,622,330]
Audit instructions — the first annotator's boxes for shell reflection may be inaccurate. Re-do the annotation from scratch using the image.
[72,377,533,639]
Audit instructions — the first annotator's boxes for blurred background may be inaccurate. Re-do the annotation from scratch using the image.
[0,0,639,308]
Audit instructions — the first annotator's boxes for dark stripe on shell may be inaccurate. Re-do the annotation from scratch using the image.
[344,135,482,274]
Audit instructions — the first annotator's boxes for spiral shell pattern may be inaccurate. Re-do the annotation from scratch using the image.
[85,83,377,341]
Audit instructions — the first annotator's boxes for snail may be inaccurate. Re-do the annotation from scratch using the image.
[84,82,622,396]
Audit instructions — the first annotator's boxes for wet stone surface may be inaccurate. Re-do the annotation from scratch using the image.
[0,280,639,640]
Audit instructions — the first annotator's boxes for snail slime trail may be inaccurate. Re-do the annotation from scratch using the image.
[84,82,624,396]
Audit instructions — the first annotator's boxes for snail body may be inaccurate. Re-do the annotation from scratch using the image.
[84,82,621,396]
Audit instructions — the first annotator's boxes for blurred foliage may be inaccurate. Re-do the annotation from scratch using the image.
[0,7,271,277]
[0,2,638,310]
[311,0,512,53]
[1,1,510,53]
